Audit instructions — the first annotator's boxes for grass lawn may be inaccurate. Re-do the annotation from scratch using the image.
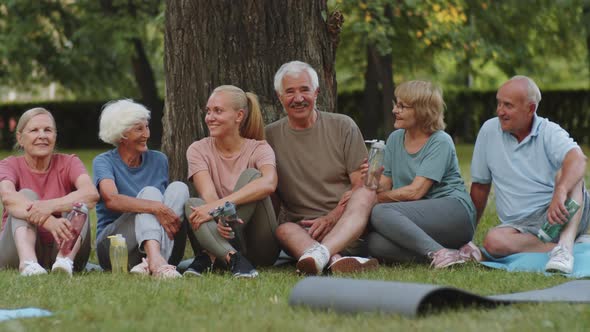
[0,145,589,331]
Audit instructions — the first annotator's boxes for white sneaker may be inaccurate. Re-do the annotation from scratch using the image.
[51,257,74,276]
[21,261,48,277]
[545,244,574,274]
[296,243,330,275]
[328,256,379,274]
[130,258,150,275]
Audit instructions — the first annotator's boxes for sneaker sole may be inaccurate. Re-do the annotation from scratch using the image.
[296,257,320,275]
[183,270,203,277]
[329,258,379,274]
[233,271,259,278]
[545,264,573,274]
[51,266,73,276]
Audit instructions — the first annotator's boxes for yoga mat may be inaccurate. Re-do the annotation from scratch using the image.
[0,308,52,322]
[289,277,590,317]
[481,243,590,278]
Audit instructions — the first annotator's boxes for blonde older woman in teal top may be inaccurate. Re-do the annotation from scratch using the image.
[367,80,476,268]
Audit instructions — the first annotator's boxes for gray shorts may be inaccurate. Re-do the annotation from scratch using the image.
[497,188,590,242]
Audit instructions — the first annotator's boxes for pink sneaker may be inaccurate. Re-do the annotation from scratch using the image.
[328,256,379,274]
[130,258,150,275]
[153,264,182,279]
[459,241,483,262]
[429,248,465,269]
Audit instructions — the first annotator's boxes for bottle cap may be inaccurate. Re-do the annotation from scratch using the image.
[223,201,237,216]
[108,234,126,246]
[73,202,89,214]
[372,140,386,149]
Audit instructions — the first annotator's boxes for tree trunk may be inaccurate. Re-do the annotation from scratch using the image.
[584,3,590,88]
[131,37,163,148]
[163,0,340,181]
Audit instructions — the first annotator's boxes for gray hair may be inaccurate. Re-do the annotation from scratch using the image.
[14,107,57,150]
[509,75,542,111]
[273,61,319,94]
[99,99,150,146]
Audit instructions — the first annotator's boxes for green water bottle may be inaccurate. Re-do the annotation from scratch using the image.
[537,198,580,242]
[108,234,128,274]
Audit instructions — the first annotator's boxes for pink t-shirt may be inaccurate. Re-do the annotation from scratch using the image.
[186,137,275,198]
[0,154,87,244]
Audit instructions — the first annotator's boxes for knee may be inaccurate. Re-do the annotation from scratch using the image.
[137,186,162,200]
[185,197,205,216]
[482,229,510,255]
[239,168,261,183]
[19,189,39,201]
[168,181,189,198]
[275,222,297,242]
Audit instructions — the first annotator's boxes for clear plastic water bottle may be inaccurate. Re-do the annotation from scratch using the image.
[60,202,88,255]
[365,140,386,190]
[222,201,239,239]
[537,198,580,242]
[108,234,128,274]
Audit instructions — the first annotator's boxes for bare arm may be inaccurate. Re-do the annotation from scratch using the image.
[0,180,33,221]
[376,176,434,203]
[470,182,491,225]
[547,147,588,224]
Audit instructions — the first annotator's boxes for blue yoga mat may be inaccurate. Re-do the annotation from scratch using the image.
[481,243,590,278]
[0,308,52,322]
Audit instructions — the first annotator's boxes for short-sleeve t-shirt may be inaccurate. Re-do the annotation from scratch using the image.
[384,130,476,225]
[470,115,579,223]
[93,149,168,236]
[0,154,87,244]
[265,111,368,221]
[186,137,275,198]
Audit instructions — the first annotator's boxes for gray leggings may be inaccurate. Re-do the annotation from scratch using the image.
[96,181,189,270]
[185,169,280,267]
[367,197,474,264]
[0,189,91,271]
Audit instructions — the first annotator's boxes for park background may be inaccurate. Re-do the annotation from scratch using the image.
[1,1,590,331]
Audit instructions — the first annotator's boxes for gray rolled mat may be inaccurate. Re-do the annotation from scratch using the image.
[289,277,590,317]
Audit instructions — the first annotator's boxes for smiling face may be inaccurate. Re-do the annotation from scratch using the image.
[392,98,417,130]
[496,79,535,140]
[17,114,56,159]
[278,71,319,127]
[205,91,243,138]
[120,119,150,153]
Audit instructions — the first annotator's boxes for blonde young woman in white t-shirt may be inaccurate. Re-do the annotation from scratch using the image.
[184,85,280,278]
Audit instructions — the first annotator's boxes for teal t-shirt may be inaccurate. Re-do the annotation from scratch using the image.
[383,130,476,225]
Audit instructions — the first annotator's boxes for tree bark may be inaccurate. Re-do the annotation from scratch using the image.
[163,0,340,181]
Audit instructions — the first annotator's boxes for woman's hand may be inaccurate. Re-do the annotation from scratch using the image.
[153,202,181,239]
[27,200,55,226]
[43,216,73,246]
[188,205,214,231]
[216,218,244,239]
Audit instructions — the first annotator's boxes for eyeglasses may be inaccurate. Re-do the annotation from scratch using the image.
[393,100,413,113]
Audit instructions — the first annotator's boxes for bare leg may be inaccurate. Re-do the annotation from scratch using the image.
[275,222,317,259]
[483,227,554,257]
[144,240,168,273]
[14,226,38,271]
[322,187,375,254]
[558,179,584,249]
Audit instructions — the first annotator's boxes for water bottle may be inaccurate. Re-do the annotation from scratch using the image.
[537,198,580,242]
[60,203,88,255]
[108,234,128,273]
[365,140,386,190]
[222,202,239,239]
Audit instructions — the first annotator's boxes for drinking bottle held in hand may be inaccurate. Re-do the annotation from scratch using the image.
[59,202,88,255]
[365,140,386,190]
[108,234,128,274]
[537,198,580,242]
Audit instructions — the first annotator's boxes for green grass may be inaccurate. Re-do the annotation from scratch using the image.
[1,146,589,331]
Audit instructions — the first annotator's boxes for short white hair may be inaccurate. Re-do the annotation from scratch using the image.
[273,61,319,94]
[99,99,150,146]
[509,75,542,111]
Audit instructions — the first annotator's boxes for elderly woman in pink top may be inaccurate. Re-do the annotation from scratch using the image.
[184,85,279,278]
[0,108,99,276]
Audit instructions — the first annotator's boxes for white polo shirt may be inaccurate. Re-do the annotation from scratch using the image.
[471,114,579,224]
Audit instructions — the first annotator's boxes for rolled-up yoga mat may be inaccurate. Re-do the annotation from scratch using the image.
[289,277,590,317]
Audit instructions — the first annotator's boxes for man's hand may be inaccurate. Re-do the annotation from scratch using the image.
[153,202,181,239]
[547,190,569,225]
[43,217,74,246]
[299,216,336,242]
[188,204,214,231]
[27,200,54,226]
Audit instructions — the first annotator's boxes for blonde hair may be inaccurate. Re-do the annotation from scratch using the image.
[395,80,446,134]
[14,107,56,150]
[212,85,265,140]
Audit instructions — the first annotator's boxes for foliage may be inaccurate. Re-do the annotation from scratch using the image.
[0,0,164,99]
